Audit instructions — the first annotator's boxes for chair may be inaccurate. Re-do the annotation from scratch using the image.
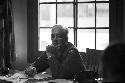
[85,48,103,75]
[74,50,102,82]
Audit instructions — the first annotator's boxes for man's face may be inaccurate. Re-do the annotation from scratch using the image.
[51,28,67,46]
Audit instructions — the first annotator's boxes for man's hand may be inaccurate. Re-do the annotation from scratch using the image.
[25,65,37,77]
[46,44,57,59]
[46,44,64,59]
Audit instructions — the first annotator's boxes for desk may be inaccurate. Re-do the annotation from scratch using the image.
[0,77,74,83]
[0,70,74,83]
[0,70,102,83]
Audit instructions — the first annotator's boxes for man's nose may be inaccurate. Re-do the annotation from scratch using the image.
[52,36,58,44]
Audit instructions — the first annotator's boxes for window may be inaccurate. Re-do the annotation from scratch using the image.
[38,0,109,52]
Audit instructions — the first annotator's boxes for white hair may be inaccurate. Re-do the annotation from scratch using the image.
[52,24,69,36]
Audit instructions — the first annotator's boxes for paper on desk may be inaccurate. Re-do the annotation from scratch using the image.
[9,72,28,79]
[0,75,28,83]
[33,72,52,79]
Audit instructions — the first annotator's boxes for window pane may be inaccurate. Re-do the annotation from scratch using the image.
[78,0,94,2]
[40,4,56,27]
[96,29,109,50]
[40,0,56,2]
[39,28,51,51]
[40,0,73,2]
[78,3,95,27]
[96,0,109,1]
[57,4,73,27]
[97,3,109,27]
[77,29,95,52]
[68,28,74,44]
[57,0,73,2]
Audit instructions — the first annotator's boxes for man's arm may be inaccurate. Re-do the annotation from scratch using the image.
[32,52,49,73]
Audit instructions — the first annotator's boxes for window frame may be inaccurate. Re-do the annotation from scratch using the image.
[38,0,109,51]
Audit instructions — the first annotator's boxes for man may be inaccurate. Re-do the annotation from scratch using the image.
[101,41,125,82]
[25,24,86,79]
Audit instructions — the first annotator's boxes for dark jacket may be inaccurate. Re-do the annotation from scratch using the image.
[33,42,86,79]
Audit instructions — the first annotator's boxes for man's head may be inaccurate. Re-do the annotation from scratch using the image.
[102,42,125,82]
[51,24,69,46]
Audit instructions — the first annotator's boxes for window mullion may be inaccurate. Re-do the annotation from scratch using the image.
[95,0,97,50]
[73,0,78,47]
[56,0,57,24]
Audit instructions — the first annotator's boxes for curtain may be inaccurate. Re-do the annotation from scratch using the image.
[3,0,15,69]
[0,0,5,68]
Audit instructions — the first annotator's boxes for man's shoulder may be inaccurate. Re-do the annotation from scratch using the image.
[66,42,78,52]
[64,42,79,57]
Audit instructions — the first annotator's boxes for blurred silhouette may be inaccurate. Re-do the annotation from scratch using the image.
[101,41,125,82]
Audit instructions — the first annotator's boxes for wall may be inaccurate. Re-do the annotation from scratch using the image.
[110,0,124,42]
[12,0,27,70]
[124,0,125,42]
[27,0,40,63]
